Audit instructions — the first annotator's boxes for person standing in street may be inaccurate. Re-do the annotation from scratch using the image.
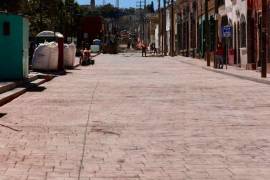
[152,43,157,55]
[142,42,147,57]
[215,42,224,69]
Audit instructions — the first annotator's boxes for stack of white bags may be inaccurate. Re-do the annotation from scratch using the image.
[64,43,76,67]
[32,42,76,71]
[32,42,59,71]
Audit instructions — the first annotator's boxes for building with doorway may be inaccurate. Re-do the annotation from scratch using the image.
[177,0,198,57]
[174,0,269,74]
[247,0,261,70]
[225,0,248,68]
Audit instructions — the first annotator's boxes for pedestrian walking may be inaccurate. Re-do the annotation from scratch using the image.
[215,42,224,69]
[152,43,157,55]
[142,42,147,57]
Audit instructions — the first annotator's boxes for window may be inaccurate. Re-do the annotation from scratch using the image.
[3,21,10,36]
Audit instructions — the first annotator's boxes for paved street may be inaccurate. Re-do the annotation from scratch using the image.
[1,53,270,180]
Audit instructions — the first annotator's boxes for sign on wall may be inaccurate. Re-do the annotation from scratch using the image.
[222,25,232,38]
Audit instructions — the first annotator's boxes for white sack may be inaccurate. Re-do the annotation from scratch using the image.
[64,43,76,67]
[32,42,59,71]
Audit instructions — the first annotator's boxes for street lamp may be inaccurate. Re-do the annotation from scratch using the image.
[163,0,167,56]
[205,0,210,66]
[170,0,175,57]
[158,0,161,54]
[60,0,65,37]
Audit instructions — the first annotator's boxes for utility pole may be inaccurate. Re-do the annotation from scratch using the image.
[136,0,147,42]
[170,0,175,56]
[136,0,143,41]
[143,0,146,42]
[158,0,162,54]
[205,0,210,66]
[91,0,95,9]
[262,0,268,77]
[163,0,167,56]
[116,0,119,8]
[214,0,219,68]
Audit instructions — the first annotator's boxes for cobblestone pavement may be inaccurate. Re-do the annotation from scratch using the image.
[1,53,270,180]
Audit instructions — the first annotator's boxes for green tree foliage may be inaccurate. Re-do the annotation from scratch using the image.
[0,0,27,13]
[98,4,121,18]
[29,0,83,38]
[83,4,134,18]
[25,0,61,36]
[0,1,135,39]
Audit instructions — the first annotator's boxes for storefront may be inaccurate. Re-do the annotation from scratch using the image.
[225,0,248,68]
[247,0,262,69]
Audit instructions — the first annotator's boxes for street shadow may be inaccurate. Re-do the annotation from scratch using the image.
[27,86,46,92]
[143,55,164,58]
[32,70,66,76]
[70,68,82,71]
[0,113,7,118]
[64,71,73,75]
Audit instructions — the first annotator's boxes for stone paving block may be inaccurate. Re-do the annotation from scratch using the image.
[1,53,270,180]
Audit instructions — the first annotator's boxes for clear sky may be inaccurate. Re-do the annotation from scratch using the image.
[77,0,137,8]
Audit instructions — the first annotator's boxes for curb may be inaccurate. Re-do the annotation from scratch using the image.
[203,67,270,86]
[176,58,270,86]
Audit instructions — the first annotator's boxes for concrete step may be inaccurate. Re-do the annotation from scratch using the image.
[0,76,51,107]
[0,82,18,94]
[0,87,27,107]
[25,78,48,88]
[0,75,39,94]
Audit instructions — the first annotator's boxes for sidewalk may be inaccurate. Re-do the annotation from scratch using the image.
[172,56,270,85]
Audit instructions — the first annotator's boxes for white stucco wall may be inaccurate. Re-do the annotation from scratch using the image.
[166,9,171,53]
[166,9,171,31]
[155,25,159,49]
[225,0,247,22]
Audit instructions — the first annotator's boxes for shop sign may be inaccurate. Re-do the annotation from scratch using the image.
[222,25,232,38]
